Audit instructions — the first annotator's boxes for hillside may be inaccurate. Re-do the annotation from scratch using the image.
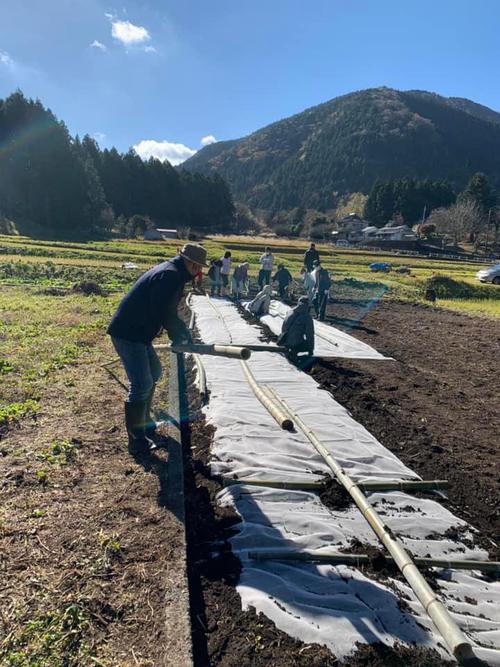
[183,87,500,211]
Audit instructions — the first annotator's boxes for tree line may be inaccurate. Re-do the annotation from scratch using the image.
[363,173,499,247]
[0,91,234,237]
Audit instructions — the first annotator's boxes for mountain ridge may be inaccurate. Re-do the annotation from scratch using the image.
[182,87,500,211]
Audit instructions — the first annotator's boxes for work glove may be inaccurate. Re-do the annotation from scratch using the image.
[170,322,193,346]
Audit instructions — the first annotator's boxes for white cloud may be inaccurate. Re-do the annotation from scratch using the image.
[133,139,196,165]
[0,50,14,67]
[201,135,217,146]
[90,40,107,51]
[93,132,106,143]
[111,19,150,45]
[144,45,157,53]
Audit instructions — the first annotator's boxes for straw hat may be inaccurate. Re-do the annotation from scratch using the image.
[179,243,208,267]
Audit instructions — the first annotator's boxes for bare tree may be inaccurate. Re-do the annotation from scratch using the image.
[428,200,484,247]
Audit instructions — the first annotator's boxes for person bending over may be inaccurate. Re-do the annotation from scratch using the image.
[108,243,207,454]
[247,284,272,316]
[277,296,315,363]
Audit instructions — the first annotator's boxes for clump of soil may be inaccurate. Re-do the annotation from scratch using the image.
[320,478,353,510]
[340,539,399,581]
[72,280,107,296]
[343,642,454,667]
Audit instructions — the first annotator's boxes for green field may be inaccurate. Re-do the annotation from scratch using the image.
[0,233,498,317]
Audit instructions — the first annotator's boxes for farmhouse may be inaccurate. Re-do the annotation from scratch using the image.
[143,228,179,241]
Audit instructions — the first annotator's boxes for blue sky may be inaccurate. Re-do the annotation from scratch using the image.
[1,0,499,164]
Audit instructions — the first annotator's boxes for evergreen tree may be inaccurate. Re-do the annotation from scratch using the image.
[458,172,497,214]
[0,90,236,236]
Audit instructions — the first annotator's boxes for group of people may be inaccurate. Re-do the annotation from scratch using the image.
[247,242,331,322]
[205,243,331,320]
[207,251,250,299]
[108,242,332,456]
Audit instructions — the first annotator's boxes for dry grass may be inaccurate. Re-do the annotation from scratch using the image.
[0,285,179,666]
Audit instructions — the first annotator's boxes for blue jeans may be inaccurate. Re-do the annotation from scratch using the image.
[111,336,162,402]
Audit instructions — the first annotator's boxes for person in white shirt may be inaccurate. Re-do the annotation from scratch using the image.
[247,284,272,316]
[300,267,315,303]
[220,250,232,296]
[258,247,274,288]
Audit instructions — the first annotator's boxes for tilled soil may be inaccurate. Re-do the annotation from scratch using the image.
[311,299,499,554]
[183,330,456,667]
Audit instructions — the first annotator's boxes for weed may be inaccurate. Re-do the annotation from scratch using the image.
[0,359,14,374]
[35,470,49,486]
[91,531,123,574]
[0,603,95,666]
[38,439,79,465]
[0,400,38,428]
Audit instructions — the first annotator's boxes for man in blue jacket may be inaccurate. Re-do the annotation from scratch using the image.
[108,243,207,454]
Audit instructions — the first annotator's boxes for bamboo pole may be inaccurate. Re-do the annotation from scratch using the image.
[264,387,473,663]
[224,477,450,492]
[155,343,251,360]
[223,478,322,490]
[240,362,294,431]
[360,480,450,492]
[247,550,500,575]
[193,353,207,396]
[234,344,288,353]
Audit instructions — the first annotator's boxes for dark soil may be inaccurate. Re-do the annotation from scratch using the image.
[320,477,353,510]
[311,299,499,555]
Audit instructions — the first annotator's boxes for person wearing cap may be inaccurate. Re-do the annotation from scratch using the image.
[107,243,208,455]
[277,296,315,363]
[271,263,293,300]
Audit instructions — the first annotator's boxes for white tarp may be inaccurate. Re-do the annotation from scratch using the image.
[190,295,500,664]
[260,299,391,359]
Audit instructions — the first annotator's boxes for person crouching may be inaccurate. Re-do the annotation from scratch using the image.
[277,296,315,365]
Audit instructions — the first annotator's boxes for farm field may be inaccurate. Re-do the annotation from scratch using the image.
[0,235,499,664]
[0,234,499,317]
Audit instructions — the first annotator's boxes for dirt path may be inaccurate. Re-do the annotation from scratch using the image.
[0,340,182,666]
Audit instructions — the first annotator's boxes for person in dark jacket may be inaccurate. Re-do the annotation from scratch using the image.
[277,296,315,362]
[303,243,320,272]
[272,264,293,300]
[313,264,331,322]
[108,243,208,454]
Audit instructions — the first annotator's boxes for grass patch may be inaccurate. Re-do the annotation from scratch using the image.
[0,400,38,428]
[0,604,95,667]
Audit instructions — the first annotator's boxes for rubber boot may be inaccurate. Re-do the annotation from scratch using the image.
[124,400,157,455]
[144,387,168,436]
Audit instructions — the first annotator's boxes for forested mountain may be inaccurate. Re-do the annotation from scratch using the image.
[183,87,500,211]
[0,92,234,236]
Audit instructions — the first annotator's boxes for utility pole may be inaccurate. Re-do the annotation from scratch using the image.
[485,208,492,255]
[419,205,427,240]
